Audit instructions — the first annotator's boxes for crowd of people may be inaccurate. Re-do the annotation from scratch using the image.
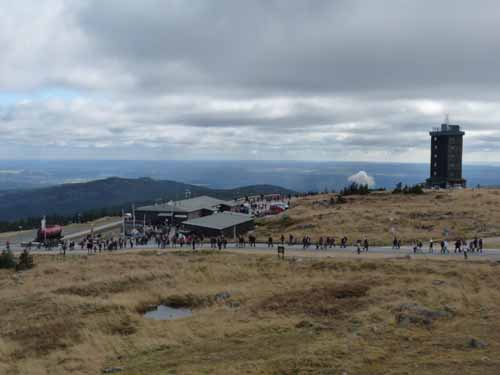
[5,224,488,261]
[233,233,485,259]
[261,234,365,252]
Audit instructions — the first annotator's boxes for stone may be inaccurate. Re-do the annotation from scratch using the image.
[296,320,315,329]
[297,223,315,230]
[432,280,446,286]
[395,303,453,327]
[215,291,231,302]
[102,367,124,373]
[469,338,487,349]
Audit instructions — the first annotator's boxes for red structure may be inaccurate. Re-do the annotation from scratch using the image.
[36,225,63,242]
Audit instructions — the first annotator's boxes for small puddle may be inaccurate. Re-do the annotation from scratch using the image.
[143,305,193,321]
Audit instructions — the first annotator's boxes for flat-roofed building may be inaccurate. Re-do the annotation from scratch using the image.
[182,212,254,238]
[136,196,239,225]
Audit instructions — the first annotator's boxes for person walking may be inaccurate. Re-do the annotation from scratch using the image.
[268,236,274,248]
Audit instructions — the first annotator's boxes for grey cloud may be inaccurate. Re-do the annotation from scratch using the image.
[77,0,500,97]
[1,1,500,161]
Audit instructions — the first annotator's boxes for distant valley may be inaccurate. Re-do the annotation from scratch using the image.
[3,160,500,193]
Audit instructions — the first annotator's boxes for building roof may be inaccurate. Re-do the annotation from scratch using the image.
[182,212,253,230]
[430,123,465,136]
[137,195,237,213]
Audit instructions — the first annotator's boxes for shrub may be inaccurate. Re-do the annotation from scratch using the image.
[15,249,34,271]
[392,182,424,195]
[392,182,404,194]
[407,184,424,194]
[0,249,17,269]
[336,195,347,204]
[340,182,370,196]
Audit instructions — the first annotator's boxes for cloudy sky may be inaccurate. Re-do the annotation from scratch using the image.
[1,0,500,162]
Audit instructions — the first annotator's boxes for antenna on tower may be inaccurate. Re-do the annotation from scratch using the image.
[444,113,450,125]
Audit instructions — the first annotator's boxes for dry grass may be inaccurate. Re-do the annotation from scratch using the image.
[0,250,500,374]
[256,189,500,245]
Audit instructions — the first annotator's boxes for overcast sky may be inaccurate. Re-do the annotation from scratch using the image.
[1,0,500,162]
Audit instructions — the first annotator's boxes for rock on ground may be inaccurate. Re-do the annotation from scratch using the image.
[102,367,124,373]
[469,338,488,349]
[395,303,454,327]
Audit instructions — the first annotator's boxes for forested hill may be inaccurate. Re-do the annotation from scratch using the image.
[0,177,295,222]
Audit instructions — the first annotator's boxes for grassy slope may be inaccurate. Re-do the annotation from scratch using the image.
[1,251,499,374]
[256,189,500,245]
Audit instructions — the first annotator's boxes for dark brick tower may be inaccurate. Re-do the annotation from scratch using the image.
[426,121,466,188]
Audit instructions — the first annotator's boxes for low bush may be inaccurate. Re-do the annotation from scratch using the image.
[393,182,424,195]
[15,249,34,271]
[0,249,17,269]
[340,182,370,196]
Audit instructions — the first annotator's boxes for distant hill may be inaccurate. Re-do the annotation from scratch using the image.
[0,177,295,222]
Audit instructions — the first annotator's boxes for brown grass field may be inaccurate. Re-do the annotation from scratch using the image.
[255,189,500,246]
[1,250,500,374]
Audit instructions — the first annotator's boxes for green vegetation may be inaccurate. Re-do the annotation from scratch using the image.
[15,249,35,271]
[0,249,34,271]
[0,249,16,269]
[392,182,425,194]
[0,177,295,232]
[340,182,370,196]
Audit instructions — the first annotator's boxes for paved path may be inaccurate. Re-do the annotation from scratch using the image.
[62,220,122,241]
[11,242,500,262]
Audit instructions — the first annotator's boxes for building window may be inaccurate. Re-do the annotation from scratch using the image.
[434,154,437,158]
[433,171,437,176]
[434,145,438,149]
[433,163,437,167]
